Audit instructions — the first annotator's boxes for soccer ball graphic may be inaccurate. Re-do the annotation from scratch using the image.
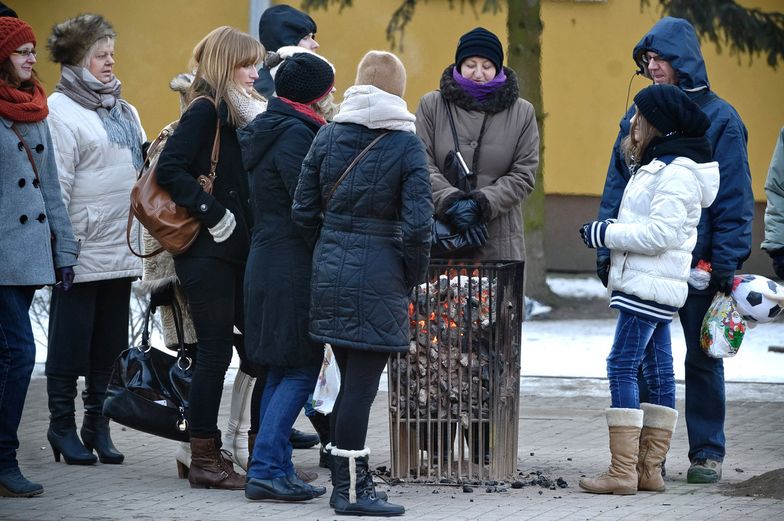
[731,274,784,324]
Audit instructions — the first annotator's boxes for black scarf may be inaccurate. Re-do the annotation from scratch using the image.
[640,134,713,167]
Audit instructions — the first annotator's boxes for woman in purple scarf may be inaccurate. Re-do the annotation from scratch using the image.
[414,26,539,461]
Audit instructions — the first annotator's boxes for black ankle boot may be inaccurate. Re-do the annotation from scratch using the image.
[331,448,403,517]
[47,375,96,465]
[81,415,124,464]
[81,370,124,464]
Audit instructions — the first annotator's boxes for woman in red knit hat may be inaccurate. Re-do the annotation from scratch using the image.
[0,15,79,497]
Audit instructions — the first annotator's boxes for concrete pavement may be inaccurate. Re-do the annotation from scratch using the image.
[2,371,783,521]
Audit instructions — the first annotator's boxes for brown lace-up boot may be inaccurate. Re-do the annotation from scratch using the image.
[188,435,245,490]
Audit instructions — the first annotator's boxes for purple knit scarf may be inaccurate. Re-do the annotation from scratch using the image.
[451,67,507,102]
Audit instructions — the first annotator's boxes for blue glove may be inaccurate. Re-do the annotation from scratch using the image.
[464,223,488,248]
[710,269,735,296]
[446,198,482,232]
[579,220,610,249]
[56,267,75,291]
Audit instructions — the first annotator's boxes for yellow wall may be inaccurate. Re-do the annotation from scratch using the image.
[14,0,784,201]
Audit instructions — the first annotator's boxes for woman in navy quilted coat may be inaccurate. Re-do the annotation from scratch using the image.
[292,51,432,517]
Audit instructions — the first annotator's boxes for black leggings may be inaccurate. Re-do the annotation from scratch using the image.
[330,347,389,450]
[175,256,244,438]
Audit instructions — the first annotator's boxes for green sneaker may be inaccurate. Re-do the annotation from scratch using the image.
[687,458,722,483]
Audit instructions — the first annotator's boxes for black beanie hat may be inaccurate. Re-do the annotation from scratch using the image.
[258,5,317,53]
[633,84,710,137]
[455,27,503,72]
[275,52,334,104]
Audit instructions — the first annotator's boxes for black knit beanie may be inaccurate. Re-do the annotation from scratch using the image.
[633,84,710,137]
[274,52,334,104]
[455,27,503,72]
[258,5,316,53]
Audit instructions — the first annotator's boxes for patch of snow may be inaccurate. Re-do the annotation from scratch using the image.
[547,275,607,299]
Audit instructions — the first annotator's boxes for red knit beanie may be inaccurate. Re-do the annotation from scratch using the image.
[0,17,36,64]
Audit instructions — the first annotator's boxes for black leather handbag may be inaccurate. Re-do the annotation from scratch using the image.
[103,300,192,442]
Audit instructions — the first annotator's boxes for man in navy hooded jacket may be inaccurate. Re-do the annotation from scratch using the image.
[596,17,754,484]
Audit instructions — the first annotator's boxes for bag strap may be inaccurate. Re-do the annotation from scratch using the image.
[11,125,41,182]
[442,97,471,179]
[323,131,390,208]
[188,95,221,178]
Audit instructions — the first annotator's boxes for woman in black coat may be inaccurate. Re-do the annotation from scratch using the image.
[238,52,334,502]
[292,51,432,517]
[155,26,265,490]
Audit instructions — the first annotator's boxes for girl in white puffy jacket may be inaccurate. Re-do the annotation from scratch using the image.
[578,84,719,495]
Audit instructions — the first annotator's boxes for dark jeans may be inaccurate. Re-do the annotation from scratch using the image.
[46,278,132,377]
[607,311,675,409]
[331,347,390,450]
[682,293,725,462]
[248,363,320,479]
[175,256,245,438]
[0,286,36,472]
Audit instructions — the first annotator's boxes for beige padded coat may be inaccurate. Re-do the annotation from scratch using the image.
[415,66,539,261]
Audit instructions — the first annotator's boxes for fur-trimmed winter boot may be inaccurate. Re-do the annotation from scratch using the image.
[222,369,256,470]
[579,408,643,495]
[331,447,404,517]
[637,403,678,492]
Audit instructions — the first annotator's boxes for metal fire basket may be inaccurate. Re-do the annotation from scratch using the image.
[388,260,525,481]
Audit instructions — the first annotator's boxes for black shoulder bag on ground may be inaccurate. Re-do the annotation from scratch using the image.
[431,98,488,258]
[103,300,193,442]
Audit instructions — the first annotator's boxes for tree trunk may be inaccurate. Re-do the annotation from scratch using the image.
[507,0,552,301]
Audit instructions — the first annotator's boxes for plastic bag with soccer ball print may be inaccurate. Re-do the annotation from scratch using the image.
[700,293,747,358]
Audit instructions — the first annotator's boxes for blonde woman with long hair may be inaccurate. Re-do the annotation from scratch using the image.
[156,26,266,490]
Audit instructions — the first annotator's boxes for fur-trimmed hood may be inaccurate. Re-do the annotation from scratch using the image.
[439,64,519,114]
[48,13,115,66]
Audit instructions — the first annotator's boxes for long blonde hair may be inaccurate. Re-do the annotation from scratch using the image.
[188,26,265,127]
[621,107,662,167]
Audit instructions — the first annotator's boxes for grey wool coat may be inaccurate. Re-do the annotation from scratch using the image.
[415,66,539,262]
[1,117,79,286]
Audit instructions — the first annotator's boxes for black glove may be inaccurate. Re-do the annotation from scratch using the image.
[446,198,482,232]
[464,223,488,248]
[55,266,75,291]
[579,221,610,249]
[710,269,735,296]
[596,253,610,288]
[149,280,176,308]
[772,252,784,280]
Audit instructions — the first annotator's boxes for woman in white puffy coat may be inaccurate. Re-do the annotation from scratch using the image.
[578,84,719,496]
[43,14,144,467]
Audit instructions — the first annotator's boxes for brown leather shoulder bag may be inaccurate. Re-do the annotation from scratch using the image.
[127,95,220,258]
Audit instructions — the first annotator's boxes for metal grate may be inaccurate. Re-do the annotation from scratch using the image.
[388,260,525,481]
